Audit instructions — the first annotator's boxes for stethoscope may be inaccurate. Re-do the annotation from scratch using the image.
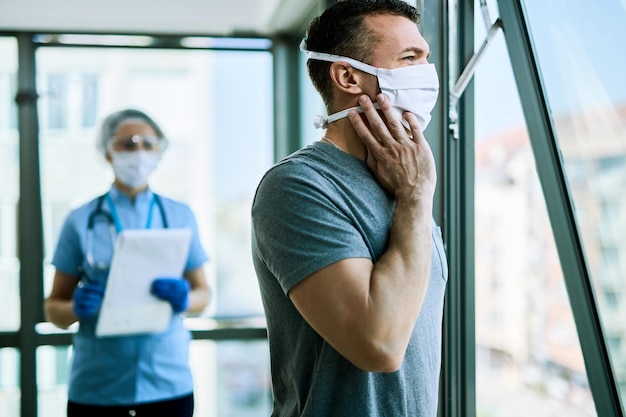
[84,192,168,273]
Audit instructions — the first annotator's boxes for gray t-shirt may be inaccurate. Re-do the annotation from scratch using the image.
[251,141,448,417]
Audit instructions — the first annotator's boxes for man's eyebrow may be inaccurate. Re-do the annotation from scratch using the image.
[400,47,431,57]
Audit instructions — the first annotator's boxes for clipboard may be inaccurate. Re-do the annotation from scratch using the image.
[95,228,192,337]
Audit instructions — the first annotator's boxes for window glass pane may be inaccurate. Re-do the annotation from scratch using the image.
[521,0,626,406]
[37,45,272,318]
[37,44,272,413]
[299,51,325,148]
[191,340,271,416]
[0,348,20,417]
[211,50,273,318]
[0,37,20,331]
[37,346,70,417]
[35,339,271,417]
[474,3,596,415]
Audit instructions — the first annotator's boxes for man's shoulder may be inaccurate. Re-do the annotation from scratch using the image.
[261,147,327,184]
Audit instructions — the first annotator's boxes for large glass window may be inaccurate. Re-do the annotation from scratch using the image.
[0,37,20,332]
[37,43,273,416]
[520,0,626,406]
[0,348,20,415]
[473,3,595,416]
[37,346,70,417]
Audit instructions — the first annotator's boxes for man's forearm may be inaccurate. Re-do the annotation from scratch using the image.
[366,196,433,360]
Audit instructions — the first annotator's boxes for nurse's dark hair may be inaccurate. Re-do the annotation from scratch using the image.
[304,0,420,109]
[96,108,168,156]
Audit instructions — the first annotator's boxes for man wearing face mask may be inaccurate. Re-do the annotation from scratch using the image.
[45,109,211,417]
[251,1,448,416]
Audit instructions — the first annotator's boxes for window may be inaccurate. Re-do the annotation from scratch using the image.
[36,43,273,417]
[473,2,595,415]
[521,0,626,406]
[0,348,20,415]
[0,37,20,332]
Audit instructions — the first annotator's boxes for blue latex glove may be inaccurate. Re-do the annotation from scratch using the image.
[73,282,105,319]
[151,278,190,313]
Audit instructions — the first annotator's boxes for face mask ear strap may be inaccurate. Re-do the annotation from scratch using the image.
[313,102,383,130]
[300,39,378,76]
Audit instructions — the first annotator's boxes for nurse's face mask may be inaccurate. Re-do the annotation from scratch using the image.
[300,40,440,132]
[109,135,160,188]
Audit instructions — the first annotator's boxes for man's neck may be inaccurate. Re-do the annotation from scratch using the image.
[325,118,367,160]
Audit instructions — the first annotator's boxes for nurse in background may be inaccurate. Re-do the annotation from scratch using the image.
[44,108,211,417]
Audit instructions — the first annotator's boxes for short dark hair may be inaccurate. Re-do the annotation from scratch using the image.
[304,0,420,109]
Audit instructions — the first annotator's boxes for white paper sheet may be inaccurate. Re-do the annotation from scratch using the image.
[95,228,192,337]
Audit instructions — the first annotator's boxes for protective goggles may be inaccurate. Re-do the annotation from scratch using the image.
[109,134,161,152]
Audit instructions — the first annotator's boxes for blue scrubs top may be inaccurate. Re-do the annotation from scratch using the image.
[51,186,208,405]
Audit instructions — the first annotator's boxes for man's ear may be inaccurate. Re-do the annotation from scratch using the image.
[329,61,370,94]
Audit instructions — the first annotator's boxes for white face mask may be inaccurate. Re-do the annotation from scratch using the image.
[110,150,159,189]
[301,41,440,131]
